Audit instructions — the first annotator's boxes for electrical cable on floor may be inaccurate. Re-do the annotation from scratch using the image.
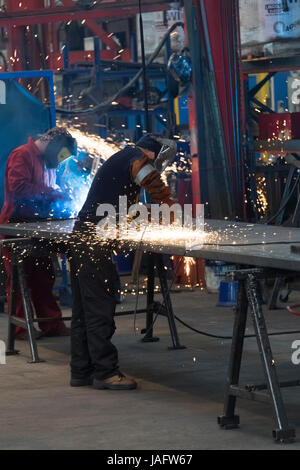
[173,314,300,340]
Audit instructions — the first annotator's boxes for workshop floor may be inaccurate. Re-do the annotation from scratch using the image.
[1,281,300,450]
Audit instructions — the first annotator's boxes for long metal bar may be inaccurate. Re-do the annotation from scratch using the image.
[7,260,18,355]
[156,254,185,350]
[246,379,300,391]
[93,37,103,91]
[29,309,147,322]
[251,97,275,114]
[255,139,300,154]
[138,0,150,132]
[17,260,44,363]
[248,72,276,100]
[218,280,248,429]
[84,21,120,52]
[58,70,167,79]
[268,277,284,310]
[246,273,295,441]
[292,193,300,226]
[9,316,30,328]
[184,0,204,209]
[47,71,56,127]
[227,385,270,404]
[142,253,157,342]
[276,166,296,226]
[243,56,300,74]
[0,70,53,79]
[0,3,171,27]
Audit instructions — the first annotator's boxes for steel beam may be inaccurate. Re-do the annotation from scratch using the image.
[60,0,120,52]
[85,20,120,52]
[255,139,300,154]
[243,56,300,74]
[0,2,171,27]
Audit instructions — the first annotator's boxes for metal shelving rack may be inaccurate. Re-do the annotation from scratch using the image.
[243,53,300,308]
[242,54,300,223]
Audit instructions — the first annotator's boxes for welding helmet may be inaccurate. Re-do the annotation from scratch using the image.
[42,127,77,169]
[136,134,177,172]
[136,134,163,159]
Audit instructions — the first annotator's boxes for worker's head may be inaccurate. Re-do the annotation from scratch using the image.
[136,133,177,171]
[136,134,163,160]
[38,127,77,169]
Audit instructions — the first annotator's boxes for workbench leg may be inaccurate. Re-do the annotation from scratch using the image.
[246,274,295,443]
[17,260,44,363]
[268,277,282,310]
[6,262,19,356]
[142,253,159,343]
[156,254,185,350]
[218,280,248,429]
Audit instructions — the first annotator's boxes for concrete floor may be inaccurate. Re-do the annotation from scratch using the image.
[1,282,300,450]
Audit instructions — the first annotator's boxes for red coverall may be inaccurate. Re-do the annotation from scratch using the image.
[0,137,65,338]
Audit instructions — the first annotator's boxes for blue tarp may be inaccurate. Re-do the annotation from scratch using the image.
[0,80,52,209]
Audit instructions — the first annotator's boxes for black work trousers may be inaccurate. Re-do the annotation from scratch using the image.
[69,245,119,380]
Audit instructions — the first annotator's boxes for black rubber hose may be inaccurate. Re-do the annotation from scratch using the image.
[55,21,184,115]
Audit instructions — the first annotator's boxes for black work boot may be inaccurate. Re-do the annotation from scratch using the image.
[70,376,93,387]
[93,373,137,390]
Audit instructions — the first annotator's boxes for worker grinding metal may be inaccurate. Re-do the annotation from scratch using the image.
[69,134,177,390]
[0,127,77,340]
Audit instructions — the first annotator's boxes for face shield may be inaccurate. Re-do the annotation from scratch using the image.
[44,136,77,169]
[136,134,177,173]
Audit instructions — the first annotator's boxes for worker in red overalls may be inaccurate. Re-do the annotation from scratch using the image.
[0,127,77,339]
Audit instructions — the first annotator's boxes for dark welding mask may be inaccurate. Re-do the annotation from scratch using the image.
[44,135,77,169]
[136,134,177,172]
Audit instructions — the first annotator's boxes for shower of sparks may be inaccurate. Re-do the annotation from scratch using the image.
[52,123,192,218]
[184,257,196,278]
[52,124,121,217]
[257,122,293,160]
[256,175,268,215]
[66,125,120,174]
[6,221,270,260]
[4,219,292,299]
[120,224,203,243]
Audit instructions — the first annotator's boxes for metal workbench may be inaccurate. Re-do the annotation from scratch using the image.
[1,218,300,270]
[1,218,300,443]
